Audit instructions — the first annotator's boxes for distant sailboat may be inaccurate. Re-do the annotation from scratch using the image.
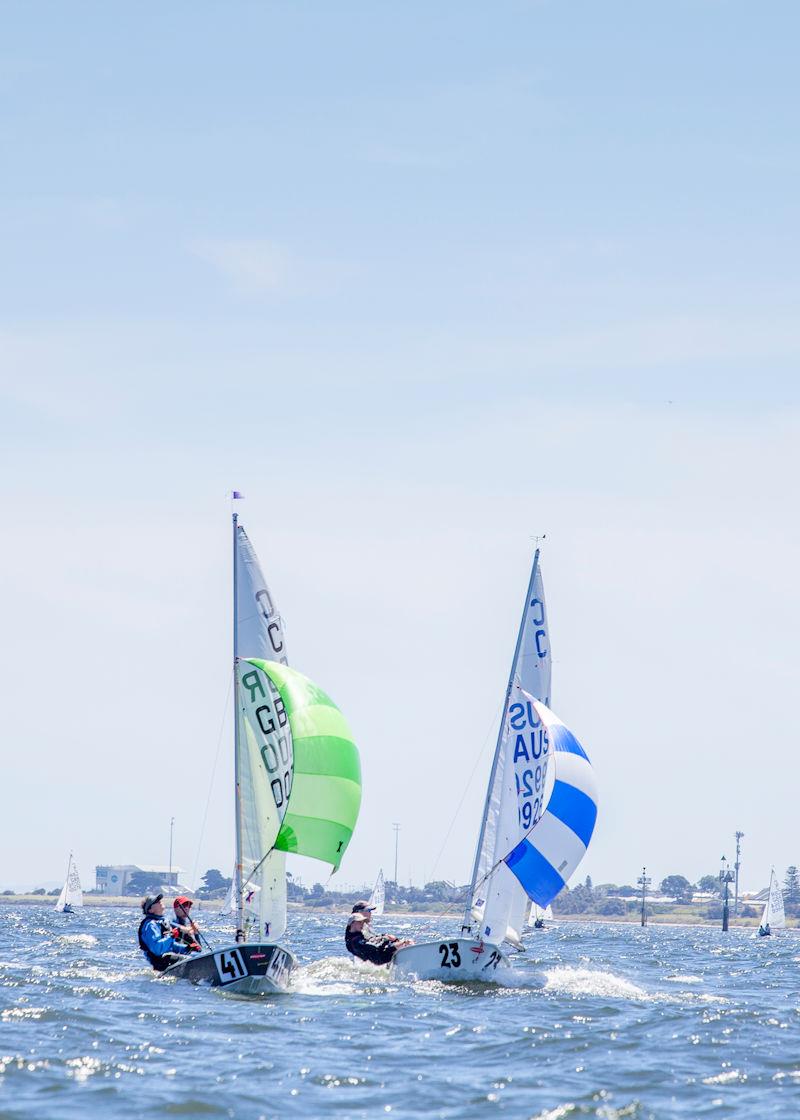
[529,903,553,930]
[758,869,785,937]
[368,870,385,916]
[54,853,82,914]
[392,550,598,981]
[165,506,362,994]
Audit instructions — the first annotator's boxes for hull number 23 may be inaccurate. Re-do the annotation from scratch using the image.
[438,942,462,968]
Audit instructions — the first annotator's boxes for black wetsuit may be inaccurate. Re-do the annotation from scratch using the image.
[345,923,397,965]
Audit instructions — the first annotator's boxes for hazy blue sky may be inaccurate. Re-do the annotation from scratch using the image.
[2,2,798,896]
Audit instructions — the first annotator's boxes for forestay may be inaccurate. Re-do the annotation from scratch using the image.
[467,550,551,947]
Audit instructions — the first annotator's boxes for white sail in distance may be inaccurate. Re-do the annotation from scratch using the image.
[760,869,785,934]
[54,854,82,912]
[368,870,385,916]
[467,550,551,946]
[234,517,289,941]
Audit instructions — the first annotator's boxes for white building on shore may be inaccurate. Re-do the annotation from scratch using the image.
[95,864,185,895]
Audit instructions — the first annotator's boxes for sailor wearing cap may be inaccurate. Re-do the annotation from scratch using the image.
[137,894,192,972]
[172,895,202,950]
[344,900,414,966]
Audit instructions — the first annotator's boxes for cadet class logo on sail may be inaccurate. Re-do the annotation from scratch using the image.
[509,592,550,833]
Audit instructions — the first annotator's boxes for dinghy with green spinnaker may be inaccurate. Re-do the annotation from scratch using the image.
[165,508,361,994]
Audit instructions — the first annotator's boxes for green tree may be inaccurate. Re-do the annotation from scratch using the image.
[124,871,165,897]
[784,866,800,905]
[696,874,721,895]
[660,875,693,903]
[197,869,231,899]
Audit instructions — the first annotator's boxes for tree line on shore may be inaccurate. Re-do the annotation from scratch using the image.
[10,866,799,916]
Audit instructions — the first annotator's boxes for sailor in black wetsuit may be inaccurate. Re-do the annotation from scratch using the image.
[344,900,413,966]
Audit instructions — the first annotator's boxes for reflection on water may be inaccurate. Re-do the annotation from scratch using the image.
[0,907,798,1118]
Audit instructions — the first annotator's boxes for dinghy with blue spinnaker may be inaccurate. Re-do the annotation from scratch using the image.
[391,550,598,982]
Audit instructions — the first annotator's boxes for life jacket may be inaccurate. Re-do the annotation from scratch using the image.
[138,916,174,972]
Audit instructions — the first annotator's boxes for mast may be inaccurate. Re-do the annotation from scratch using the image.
[461,549,541,932]
[233,509,245,939]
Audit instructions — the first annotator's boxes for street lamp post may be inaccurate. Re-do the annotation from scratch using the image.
[734,831,744,916]
[720,855,734,932]
[637,866,651,927]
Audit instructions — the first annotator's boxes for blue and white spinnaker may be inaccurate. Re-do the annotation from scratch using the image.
[504,695,598,908]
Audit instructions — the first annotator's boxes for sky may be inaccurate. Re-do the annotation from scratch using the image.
[1,1,799,896]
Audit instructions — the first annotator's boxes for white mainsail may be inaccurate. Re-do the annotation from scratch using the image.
[234,515,290,941]
[236,523,288,665]
[759,869,785,934]
[465,550,551,947]
[54,853,82,912]
[368,869,386,916]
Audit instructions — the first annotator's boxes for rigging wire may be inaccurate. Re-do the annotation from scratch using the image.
[426,696,505,885]
[190,670,234,890]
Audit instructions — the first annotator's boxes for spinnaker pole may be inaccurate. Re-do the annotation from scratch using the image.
[461,549,541,933]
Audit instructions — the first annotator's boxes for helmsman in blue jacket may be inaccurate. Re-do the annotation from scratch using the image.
[137,894,193,972]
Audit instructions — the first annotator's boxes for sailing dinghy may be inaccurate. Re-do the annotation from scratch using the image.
[529,903,553,930]
[758,869,785,937]
[165,509,362,995]
[391,550,598,981]
[368,869,385,916]
[54,853,82,914]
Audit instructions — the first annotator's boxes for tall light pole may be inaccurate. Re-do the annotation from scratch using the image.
[637,866,651,927]
[734,831,744,916]
[720,855,734,932]
[393,823,400,885]
[169,817,175,885]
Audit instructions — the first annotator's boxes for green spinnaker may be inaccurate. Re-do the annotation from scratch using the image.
[243,658,362,871]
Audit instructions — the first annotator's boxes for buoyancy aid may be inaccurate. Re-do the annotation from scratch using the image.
[138,916,176,972]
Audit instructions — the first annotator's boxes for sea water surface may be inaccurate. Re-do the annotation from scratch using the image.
[1,908,798,1119]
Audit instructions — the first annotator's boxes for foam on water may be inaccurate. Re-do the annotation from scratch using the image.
[543,967,650,1001]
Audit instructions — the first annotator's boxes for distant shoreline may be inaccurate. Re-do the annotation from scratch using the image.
[2,895,793,929]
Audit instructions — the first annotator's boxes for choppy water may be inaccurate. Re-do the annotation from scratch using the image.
[1,908,798,1118]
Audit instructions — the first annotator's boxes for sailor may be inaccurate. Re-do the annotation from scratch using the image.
[172,895,202,952]
[344,900,413,966]
[137,894,194,972]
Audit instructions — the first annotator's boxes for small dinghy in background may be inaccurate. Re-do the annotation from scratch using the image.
[165,504,362,995]
[757,868,785,938]
[54,852,83,915]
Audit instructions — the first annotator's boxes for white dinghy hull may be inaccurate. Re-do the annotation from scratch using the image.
[164,942,296,996]
[391,938,510,982]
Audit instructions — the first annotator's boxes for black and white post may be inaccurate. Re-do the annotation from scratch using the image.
[734,831,744,916]
[637,866,651,927]
[720,855,734,932]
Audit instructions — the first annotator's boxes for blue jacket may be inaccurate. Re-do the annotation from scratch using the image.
[139,916,189,959]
